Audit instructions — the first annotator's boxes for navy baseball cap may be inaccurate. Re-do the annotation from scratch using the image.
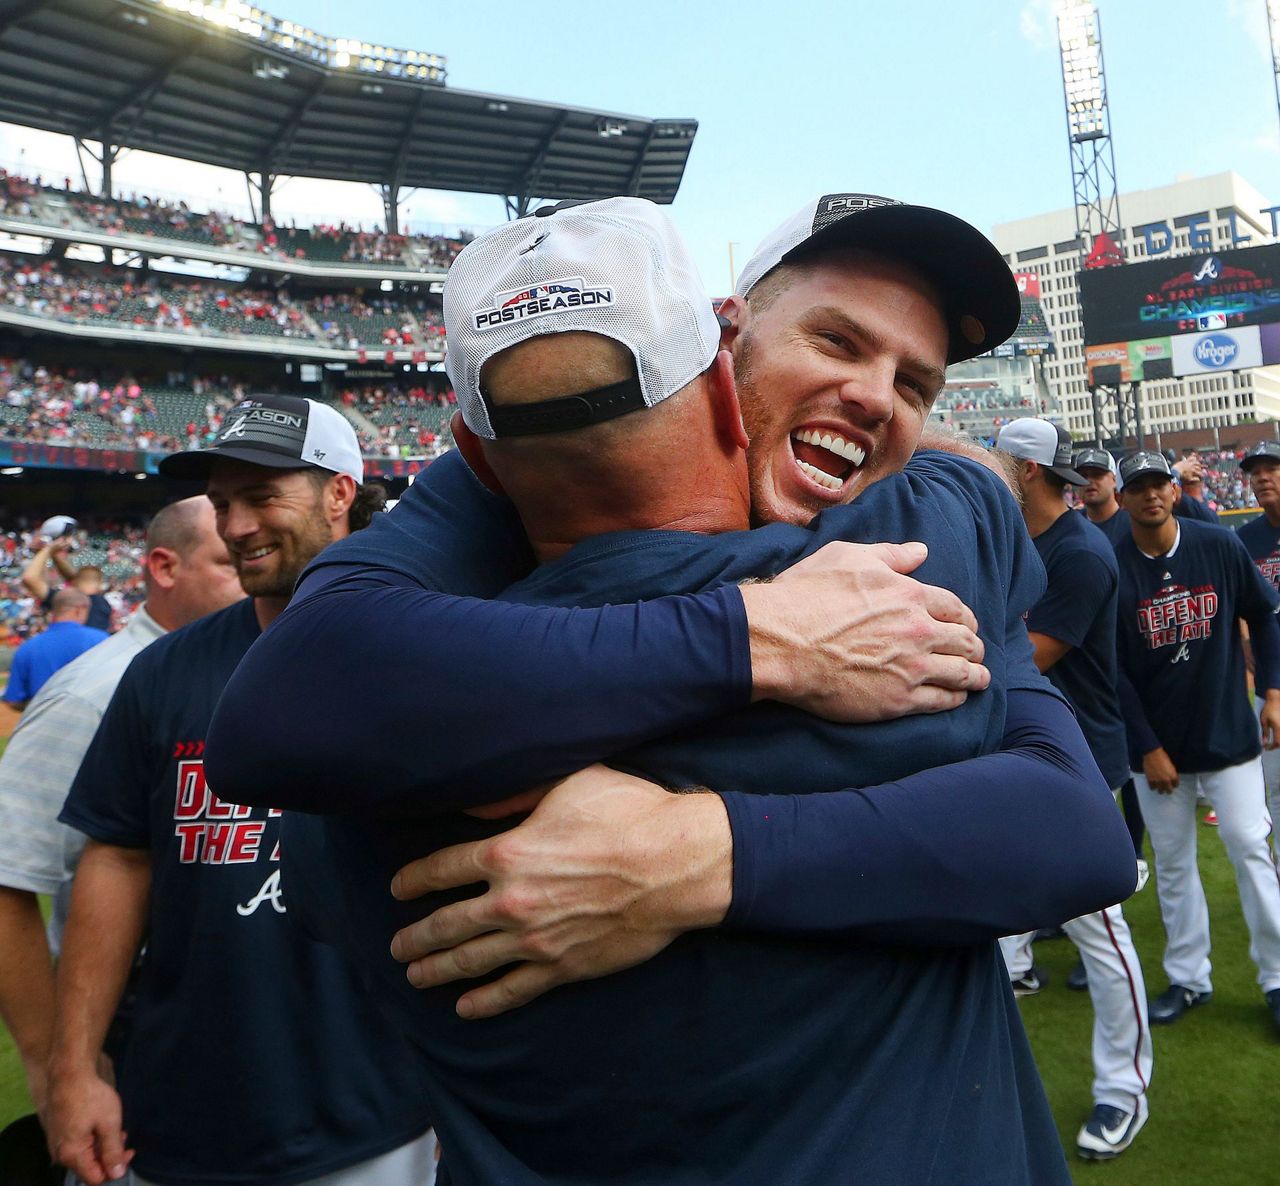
[160,394,363,483]
[735,193,1022,364]
[1241,440,1280,472]
[1119,451,1173,487]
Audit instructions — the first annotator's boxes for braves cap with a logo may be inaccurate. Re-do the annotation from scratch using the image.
[996,417,1086,484]
[1118,450,1173,488]
[159,394,364,483]
[444,196,720,440]
[1241,440,1280,472]
[734,193,1022,364]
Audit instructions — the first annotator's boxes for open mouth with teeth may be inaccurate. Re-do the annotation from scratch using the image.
[238,545,278,564]
[790,428,868,492]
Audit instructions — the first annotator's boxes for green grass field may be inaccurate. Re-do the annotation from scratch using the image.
[1,736,1275,1183]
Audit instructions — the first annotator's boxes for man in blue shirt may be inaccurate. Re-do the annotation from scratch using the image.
[224,198,1135,1185]
[997,418,1152,1160]
[1114,450,1280,1033]
[2,588,106,710]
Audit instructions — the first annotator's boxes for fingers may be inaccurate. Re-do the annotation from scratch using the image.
[456,964,567,1021]
[404,931,523,989]
[392,839,492,901]
[464,786,551,820]
[98,1126,133,1181]
[868,540,927,575]
[391,894,498,961]
[918,585,980,636]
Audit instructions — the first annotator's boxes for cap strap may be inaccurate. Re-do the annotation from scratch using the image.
[484,376,647,438]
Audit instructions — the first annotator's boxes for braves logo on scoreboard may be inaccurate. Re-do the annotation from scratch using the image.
[1135,583,1219,651]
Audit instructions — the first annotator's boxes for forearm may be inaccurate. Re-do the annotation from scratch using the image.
[19,547,50,599]
[49,843,150,1079]
[51,551,77,581]
[209,577,750,815]
[0,886,56,1105]
[720,689,1135,945]
[1117,666,1161,756]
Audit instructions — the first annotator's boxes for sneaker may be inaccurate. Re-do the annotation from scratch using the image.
[1011,967,1048,997]
[1149,983,1212,1025]
[1203,810,1219,826]
[1076,1098,1149,1160]
[1266,987,1280,1035]
[1066,960,1089,992]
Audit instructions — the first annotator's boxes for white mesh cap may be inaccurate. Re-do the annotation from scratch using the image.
[444,197,721,439]
[734,193,1022,365]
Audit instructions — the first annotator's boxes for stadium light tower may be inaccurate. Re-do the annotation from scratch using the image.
[1269,1,1280,140]
[1056,0,1123,259]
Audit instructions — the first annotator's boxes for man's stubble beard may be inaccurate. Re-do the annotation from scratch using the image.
[232,504,334,599]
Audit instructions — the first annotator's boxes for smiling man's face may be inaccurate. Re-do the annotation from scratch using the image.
[731,249,949,526]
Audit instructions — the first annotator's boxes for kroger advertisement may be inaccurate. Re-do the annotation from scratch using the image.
[1078,243,1280,346]
[1171,326,1263,376]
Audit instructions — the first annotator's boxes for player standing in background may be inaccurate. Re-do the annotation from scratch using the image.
[1235,438,1280,862]
[1075,446,1148,891]
[996,418,1152,1161]
[21,528,114,633]
[0,497,242,1134]
[1114,450,1280,1033]
[45,399,436,1186]
[2,589,106,711]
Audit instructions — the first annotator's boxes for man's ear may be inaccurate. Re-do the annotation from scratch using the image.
[716,296,746,352]
[707,349,749,454]
[451,410,507,496]
[326,473,357,525]
[146,546,179,591]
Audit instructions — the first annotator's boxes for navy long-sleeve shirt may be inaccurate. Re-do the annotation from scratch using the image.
[210,449,1133,943]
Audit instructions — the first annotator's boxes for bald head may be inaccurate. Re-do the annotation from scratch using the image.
[50,586,91,622]
[142,496,245,630]
[146,496,216,559]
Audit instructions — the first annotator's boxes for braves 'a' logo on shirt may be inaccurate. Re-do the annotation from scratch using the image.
[173,752,281,867]
[1135,582,1220,651]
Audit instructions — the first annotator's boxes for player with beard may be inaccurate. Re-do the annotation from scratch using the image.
[45,399,437,1186]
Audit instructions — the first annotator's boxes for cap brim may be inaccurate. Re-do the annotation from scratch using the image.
[1048,465,1087,485]
[1122,466,1172,486]
[1241,454,1280,472]
[781,204,1021,363]
[158,444,316,480]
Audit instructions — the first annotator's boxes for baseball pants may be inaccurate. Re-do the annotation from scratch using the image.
[128,1128,438,1186]
[999,906,1151,1110]
[1135,755,1280,994]
[1257,699,1280,865]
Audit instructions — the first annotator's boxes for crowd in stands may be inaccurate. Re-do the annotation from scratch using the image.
[1182,449,1258,512]
[0,357,454,460]
[0,255,443,351]
[0,169,473,270]
[1,515,146,643]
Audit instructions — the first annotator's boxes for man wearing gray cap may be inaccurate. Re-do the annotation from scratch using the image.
[1236,438,1280,862]
[1115,450,1280,1033]
[45,398,437,1186]
[1075,446,1128,544]
[996,418,1153,1161]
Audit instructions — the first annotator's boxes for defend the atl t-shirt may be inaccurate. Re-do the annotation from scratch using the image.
[1115,519,1280,772]
[61,598,429,1186]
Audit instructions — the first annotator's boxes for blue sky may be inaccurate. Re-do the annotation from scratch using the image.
[3,0,1279,291]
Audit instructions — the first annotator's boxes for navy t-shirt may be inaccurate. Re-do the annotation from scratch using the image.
[1115,519,1280,772]
[281,453,1073,1186]
[1028,511,1130,787]
[60,598,430,1186]
[1237,513,1280,591]
[1081,506,1131,548]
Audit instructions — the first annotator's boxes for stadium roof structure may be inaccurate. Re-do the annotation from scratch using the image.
[0,0,699,222]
